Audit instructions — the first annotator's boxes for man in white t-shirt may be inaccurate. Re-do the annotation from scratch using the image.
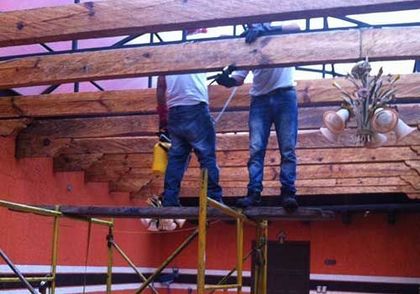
[215,23,300,211]
[157,74,223,206]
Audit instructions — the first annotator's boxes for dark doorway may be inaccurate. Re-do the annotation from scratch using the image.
[252,241,310,294]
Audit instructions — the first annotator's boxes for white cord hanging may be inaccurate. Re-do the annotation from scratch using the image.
[214,87,238,123]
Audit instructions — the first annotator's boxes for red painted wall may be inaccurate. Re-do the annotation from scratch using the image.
[2,134,420,276]
[0,136,161,268]
[160,215,420,277]
[1,135,420,293]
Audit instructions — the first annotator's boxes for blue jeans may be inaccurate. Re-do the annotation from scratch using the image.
[162,103,223,206]
[247,88,298,195]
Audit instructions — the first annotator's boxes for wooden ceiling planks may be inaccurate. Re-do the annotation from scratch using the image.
[88,160,419,182]
[53,147,419,174]
[1,0,420,46]
[107,165,419,196]
[1,27,420,89]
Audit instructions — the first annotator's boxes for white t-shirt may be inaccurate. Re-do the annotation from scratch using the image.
[233,67,295,97]
[165,73,208,108]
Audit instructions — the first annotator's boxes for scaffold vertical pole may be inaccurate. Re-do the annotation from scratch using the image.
[197,169,208,294]
[254,225,261,293]
[260,220,268,294]
[106,219,114,294]
[236,218,244,293]
[50,206,60,294]
[254,220,268,294]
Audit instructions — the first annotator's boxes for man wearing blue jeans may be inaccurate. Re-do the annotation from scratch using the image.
[157,74,223,207]
[216,23,300,211]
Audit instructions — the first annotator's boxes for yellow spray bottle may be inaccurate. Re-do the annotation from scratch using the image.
[152,141,171,174]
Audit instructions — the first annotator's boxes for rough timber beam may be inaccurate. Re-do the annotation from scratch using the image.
[1,27,420,89]
[16,126,420,158]
[15,104,419,139]
[1,74,420,119]
[1,0,420,47]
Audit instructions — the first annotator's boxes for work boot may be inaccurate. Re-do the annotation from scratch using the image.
[282,193,298,212]
[236,191,261,208]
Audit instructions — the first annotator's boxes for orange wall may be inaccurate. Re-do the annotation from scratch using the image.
[0,136,161,267]
[160,214,420,278]
[1,135,420,285]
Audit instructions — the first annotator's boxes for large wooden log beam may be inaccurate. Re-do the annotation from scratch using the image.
[1,27,420,89]
[2,0,419,47]
[0,89,156,119]
[16,126,420,158]
[15,104,419,139]
[1,74,419,119]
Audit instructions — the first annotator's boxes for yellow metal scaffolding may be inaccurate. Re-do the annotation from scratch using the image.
[0,199,156,294]
[0,169,271,293]
[0,199,114,294]
[196,169,268,294]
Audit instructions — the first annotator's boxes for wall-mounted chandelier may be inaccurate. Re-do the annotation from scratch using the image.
[320,59,416,147]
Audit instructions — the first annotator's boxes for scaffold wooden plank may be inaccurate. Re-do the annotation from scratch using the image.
[40,205,334,221]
